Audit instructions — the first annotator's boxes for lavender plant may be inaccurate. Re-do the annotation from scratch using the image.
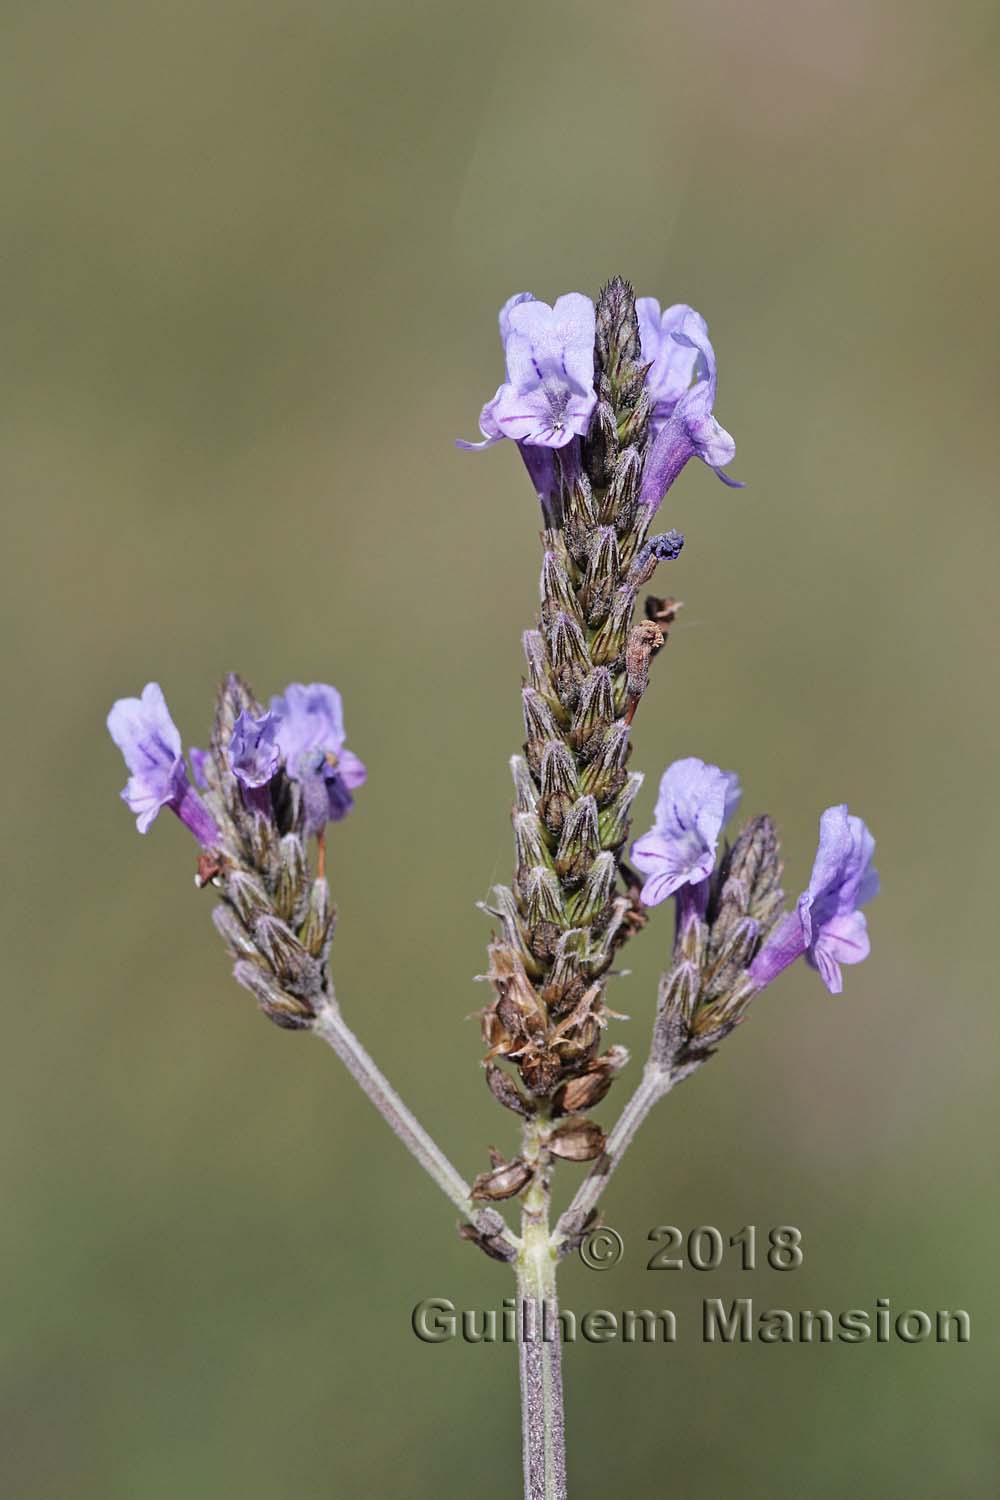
[107,278,878,1500]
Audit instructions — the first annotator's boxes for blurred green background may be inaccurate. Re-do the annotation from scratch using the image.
[2,1,998,1495]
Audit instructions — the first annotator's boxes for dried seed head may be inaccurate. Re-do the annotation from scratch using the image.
[548,1118,606,1161]
[485,1063,536,1118]
[471,1156,535,1202]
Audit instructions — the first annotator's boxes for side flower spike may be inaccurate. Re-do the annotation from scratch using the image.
[269,682,367,837]
[748,805,879,996]
[631,756,742,907]
[107,682,220,846]
[638,307,742,510]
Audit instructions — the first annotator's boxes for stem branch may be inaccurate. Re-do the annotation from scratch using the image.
[553,1062,674,1247]
[312,994,513,1245]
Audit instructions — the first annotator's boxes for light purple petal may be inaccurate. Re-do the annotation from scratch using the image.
[189,747,210,790]
[337,747,367,790]
[229,709,281,789]
[637,299,703,426]
[108,682,185,832]
[632,756,741,906]
[270,683,346,776]
[108,682,219,844]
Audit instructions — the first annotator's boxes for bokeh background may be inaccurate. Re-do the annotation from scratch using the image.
[2,1,998,1495]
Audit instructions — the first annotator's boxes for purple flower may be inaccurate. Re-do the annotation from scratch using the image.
[229,710,281,788]
[638,308,741,509]
[107,682,220,847]
[631,756,742,907]
[749,805,878,996]
[227,709,281,819]
[189,746,211,790]
[457,292,597,520]
[269,682,366,836]
[636,299,705,434]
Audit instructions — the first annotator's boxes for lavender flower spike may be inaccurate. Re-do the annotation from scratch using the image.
[107,682,220,846]
[270,682,366,836]
[638,309,742,510]
[749,805,879,995]
[631,756,742,907]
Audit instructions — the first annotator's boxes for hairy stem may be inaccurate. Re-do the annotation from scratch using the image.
[517,1118,567,1500]
[312,994,514,1243]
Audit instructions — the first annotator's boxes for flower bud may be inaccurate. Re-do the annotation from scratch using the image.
[273,832,308,923]
[554,796,600,885]
[585,398,619,486]
[598,446,642,531]
[571,669,616,756]
[590,584,637,668]
[510,754,539,815]
[298,878,335,962]
[225,869,270,926]
[513,811,552,883]
[524,866,564,928]
[702,916,760,1002]
[540,549,580,627]
[566,851,617,926]
[481,884,546,979]
[251,914,321,998]
[522,629,550,694]
[579,721,630,803]
[583,528,620,627]
[538,741,578,836]
[547,612,590,707]
[212,904,259,962]
[232,958,314,1030]
[522,687,561,775]
[598,771,643,851]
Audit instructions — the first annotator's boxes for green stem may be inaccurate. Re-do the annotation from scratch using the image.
[517,1118,567,1500]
